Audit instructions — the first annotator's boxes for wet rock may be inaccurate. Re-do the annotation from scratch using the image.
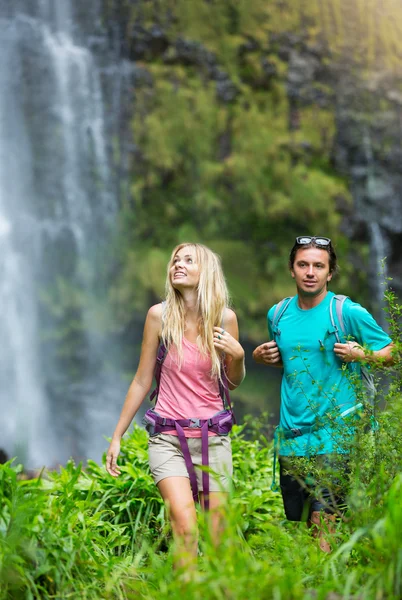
[238,36,260,57]
[129,23,170,61]
[163,37,238,102]
[164,37,217,70]
[261,57,278,80]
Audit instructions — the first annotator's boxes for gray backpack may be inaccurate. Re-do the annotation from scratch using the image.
[271,294,376,406]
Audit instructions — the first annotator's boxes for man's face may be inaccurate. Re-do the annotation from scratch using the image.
[291,247,332,297]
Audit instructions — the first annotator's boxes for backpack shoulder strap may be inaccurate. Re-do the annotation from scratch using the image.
[149,343,167,403]
[150,301,168,403]
[219,307,236,421]
[329,294,349,343]
[271,297,293,340]
[334,294,349,335]
[330,295,377,410]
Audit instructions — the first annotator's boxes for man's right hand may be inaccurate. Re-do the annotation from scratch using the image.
[252,341,283,367]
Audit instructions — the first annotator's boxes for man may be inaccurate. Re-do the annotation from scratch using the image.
[253,236,394,552]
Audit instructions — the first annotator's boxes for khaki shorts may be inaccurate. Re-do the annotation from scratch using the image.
[148,433,232,492]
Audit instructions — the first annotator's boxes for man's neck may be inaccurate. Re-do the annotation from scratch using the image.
[297,288,329,310]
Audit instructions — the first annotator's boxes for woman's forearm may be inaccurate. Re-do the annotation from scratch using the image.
[226,353,246,389]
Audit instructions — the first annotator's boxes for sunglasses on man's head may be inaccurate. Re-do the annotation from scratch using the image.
[295,236,331,246]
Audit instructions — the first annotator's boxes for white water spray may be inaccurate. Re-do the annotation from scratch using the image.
[0,1,126,466]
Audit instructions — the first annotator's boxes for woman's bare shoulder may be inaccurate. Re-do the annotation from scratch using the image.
[148,303,163,316]
[223,308,238,325]
[142,303,164,340]
[147,303,164,324]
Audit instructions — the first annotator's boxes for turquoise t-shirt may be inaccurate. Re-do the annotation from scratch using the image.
[268,292,392,456]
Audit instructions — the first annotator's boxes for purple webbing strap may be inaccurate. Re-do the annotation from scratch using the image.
[148,341,235,511]
[146,410,233,510]
[171,421,210,510]
[219,362,236,424]
[174,421,199,504]
[201,421,210,511]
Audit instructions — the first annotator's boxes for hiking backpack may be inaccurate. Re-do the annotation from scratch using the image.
[143,338,235,511]
[271,294,377,408]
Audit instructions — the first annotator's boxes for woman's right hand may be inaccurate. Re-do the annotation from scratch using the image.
[106,438,121,477]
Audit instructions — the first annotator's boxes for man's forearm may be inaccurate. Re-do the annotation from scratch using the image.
[365,343,395,366]
[336,342,396,366]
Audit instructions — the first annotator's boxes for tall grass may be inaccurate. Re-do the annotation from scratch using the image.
[1,407,402,599]
[0,294,401,599]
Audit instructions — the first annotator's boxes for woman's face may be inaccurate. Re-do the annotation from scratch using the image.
[170,246,200,290]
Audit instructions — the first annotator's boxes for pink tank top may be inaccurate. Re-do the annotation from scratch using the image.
[155,337,224,438]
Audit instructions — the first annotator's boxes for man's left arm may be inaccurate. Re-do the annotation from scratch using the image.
[333,301,396,366]
[334,340,395,365]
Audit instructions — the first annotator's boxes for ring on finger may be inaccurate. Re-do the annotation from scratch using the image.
[218,334,221,340]
[221,329,225,335]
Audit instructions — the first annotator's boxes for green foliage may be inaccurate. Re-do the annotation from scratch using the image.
[109,0,401,340]
[0,424,280,599]
[116,25,353,336]
[2,351,402,599]
[230,418,283,534]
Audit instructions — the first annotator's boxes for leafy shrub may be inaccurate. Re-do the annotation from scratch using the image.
[1,341,402,600]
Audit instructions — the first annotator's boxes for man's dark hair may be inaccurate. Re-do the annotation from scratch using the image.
[288,239,338,275]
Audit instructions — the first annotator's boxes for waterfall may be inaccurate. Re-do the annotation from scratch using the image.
[362,130,389,329]
[0,1,130,467]
[368,222,389,329]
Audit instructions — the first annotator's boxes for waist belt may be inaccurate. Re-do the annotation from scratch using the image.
[281,426,316,439]
[143,408,233,511]
[271,425,316,492]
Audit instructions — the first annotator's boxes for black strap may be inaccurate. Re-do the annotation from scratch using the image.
[149,343,167,402]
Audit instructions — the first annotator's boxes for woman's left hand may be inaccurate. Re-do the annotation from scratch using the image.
[213,326,244,361]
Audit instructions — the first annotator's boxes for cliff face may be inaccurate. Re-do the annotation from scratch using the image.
[283,35,402,315]
[109,13,348,340]
[333,73,402,288]
[112,5,402,326]
[274,33,402,287]
[105,7,402,423]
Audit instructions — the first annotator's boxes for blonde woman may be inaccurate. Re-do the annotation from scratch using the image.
[106,243,245,565]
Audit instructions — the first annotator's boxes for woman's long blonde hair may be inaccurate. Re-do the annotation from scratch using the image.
[161,243,230,379]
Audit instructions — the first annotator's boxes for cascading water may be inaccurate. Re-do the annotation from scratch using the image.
[363,130,390,329]
[0,0,130,467]
[368,222,389,328]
